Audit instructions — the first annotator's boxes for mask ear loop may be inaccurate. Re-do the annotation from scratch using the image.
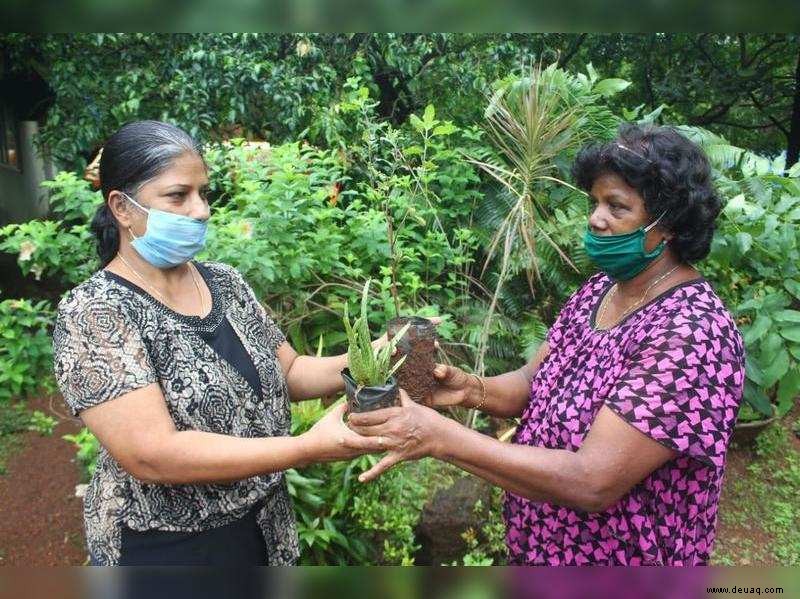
[643,210,668,233]
[119,191,149,241]
[641,210,670,259]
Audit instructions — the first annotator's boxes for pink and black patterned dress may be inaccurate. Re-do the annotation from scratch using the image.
[504,272,745,565]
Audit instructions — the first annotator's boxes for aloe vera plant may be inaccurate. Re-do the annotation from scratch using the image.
[343,279,410,388]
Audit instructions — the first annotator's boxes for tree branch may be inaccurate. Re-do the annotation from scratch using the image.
[749,91,790,136]
[557,34,587,69]
[744,36,785,69]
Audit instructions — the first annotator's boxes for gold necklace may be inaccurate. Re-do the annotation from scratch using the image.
[117,253,206,316]
[596,264,680,329]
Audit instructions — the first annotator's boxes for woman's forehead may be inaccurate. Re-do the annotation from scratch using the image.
[150,153,208,188]
[590,172,641,201]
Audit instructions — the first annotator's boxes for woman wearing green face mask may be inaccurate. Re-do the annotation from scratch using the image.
[346,124,745,566]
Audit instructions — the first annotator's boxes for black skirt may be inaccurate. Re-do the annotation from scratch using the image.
[92,501,268,566]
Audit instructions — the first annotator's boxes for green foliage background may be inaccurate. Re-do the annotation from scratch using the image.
[1,34,799,564]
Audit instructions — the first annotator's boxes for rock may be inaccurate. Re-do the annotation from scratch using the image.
[413,474,493,565]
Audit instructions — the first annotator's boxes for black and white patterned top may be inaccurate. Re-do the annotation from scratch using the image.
[52,261,300,565]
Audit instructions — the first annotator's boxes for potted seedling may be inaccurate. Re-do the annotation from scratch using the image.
[387,316,439,407]
[341,280,411,413]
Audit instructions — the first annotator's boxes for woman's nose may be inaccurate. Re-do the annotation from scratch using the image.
[190,195,211,221]
[588,209,606,233]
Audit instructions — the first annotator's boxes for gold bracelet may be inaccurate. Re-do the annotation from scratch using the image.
[470,373,487,411]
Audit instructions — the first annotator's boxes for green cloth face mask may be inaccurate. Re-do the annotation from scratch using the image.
[583,211,668,281]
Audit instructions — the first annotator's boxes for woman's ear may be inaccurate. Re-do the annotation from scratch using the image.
[107,191,134,229]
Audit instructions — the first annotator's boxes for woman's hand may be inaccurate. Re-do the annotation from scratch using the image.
[300,401,385,465]
[431,364,480,409]
[347,389,448,482]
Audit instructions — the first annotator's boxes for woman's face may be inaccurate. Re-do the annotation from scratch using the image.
[587,172,668,252]
[112,152,210,236]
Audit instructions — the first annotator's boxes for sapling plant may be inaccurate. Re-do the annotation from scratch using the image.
[343,279,410,388]
[341,279,410,412]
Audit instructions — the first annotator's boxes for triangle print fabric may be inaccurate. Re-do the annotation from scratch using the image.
[504,273,745,565]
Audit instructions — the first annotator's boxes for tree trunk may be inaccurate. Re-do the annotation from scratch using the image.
[786,44,800,171]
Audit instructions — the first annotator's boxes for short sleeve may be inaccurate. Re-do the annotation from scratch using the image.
[604,314,744,469]
[53,296,157,416]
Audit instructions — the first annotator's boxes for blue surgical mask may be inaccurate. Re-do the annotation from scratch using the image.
[122,192,208,268]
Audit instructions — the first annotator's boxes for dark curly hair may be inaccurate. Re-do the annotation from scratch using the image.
[571,123,721,263]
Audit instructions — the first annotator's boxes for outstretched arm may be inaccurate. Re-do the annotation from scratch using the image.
[348,393,675,513]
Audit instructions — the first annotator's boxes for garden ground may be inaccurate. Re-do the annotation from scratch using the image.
[0,396,797,566]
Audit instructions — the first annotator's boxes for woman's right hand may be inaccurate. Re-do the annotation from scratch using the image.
[300,401,385,464]
[431,364,480,409]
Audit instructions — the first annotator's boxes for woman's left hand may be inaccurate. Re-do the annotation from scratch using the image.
[347,389,447,482]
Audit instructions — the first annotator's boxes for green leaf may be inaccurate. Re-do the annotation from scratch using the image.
[409,114,424,133]
[779,325,800,343]
[743,380,773,417]
[743,314,771,345]
[722,194,748,217]
[784,279,800,300]
[432,123,457,136]
[776,368,800,416]
[735,232,752,255]
[773,310,800,323]
[745,355,764,386]
[760,331,783,356]
[585,62,599,84]
[761,348,789,389]
[593,78,631,97]
[785,206,800,222]
[422,104,435,126]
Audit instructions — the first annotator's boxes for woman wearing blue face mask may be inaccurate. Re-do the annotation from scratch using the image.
[51,120,387,566]
[346,124,745,565]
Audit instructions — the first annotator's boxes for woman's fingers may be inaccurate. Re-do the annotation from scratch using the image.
[397,388,413,407]
[340,429,386,452]
[358,452,403,483]
[348,422,392,438]
[330,401,348,419]
[348,406,402,427]
[433,364,451,379]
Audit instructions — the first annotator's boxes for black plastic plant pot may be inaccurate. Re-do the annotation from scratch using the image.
[387,316,438,407]
[341,368,400,413]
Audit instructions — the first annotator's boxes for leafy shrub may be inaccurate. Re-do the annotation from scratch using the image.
[0,299,55,403]
[62,427,100,483]
[0,172,101,286]
[698,140,800,419]
[27,410,57,436]
[288,397,457,565]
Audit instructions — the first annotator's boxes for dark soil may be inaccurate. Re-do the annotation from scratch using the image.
[388,317,438,406]
[0,393,87,565]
